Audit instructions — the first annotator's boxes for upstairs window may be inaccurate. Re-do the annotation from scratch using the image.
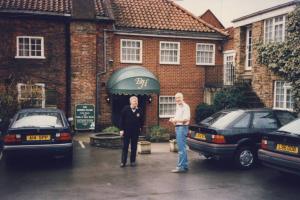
[120,39,142,63]
[160,42,180,64]
[196,43,215,65]
[16,36,45,59]
[264,15,286,44]
[245,26,253,70]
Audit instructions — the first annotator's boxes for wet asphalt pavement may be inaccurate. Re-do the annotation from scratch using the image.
[0,141,300,200]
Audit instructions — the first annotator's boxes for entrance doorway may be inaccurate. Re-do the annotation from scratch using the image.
[111,95,147,127]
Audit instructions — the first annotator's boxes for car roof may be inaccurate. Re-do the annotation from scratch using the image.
[219,108,288,112]
[17,108,64,114]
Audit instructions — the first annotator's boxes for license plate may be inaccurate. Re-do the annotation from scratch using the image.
[195,133,206,140]
[26,135,51,141]
[276,144,299,154]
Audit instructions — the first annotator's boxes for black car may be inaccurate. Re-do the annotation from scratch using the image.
[187,109,296,169]
[2,108,73,163]
[258,118,300,175]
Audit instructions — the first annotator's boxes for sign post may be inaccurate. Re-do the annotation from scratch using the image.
[75,104,95,131]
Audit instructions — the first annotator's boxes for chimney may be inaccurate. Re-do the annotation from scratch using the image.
[72,0,95,20]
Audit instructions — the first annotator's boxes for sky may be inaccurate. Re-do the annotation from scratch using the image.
[176,0,294,27]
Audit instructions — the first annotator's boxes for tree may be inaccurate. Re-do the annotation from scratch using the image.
[257,7,300,110]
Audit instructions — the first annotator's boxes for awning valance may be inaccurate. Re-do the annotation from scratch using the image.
[107,66,160,95]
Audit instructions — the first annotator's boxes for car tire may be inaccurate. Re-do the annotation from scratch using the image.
[234,146,256,170]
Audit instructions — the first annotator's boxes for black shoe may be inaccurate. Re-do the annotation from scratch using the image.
[120,163,126,168]
[130,162,136,167]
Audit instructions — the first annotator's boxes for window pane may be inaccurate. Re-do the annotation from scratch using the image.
[233,113,251,128]
[252,112,278,129]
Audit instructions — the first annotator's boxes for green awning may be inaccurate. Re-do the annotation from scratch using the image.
[107,66,160,95]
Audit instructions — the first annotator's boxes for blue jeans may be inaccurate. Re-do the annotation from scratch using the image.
[176,126,188,170]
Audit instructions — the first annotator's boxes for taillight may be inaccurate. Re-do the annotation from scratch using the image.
[56,132,72,141]
[261,139,268,149]
[212,134,226,144]
[4,134,21,144]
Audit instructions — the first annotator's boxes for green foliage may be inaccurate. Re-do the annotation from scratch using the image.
[149,125,169,142]
[102,126,120,133]
[195,103,216,123]
[213,85,249,111]
[257,7,300,110]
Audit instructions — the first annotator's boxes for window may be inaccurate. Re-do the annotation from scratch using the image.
[17,83,45,108]
[160,42,180,64]
[252,112,278,129]
[120,39,142,63]
[264,15,286,43]
[245,26,253,70]
[196,43,215,65]
[12,112,63,128]
[223,51,235,86]
[274,81,294,111]
[16,36,45,59]
[275,111,296,126]
[233,113,251,128]
[159,96,176,118]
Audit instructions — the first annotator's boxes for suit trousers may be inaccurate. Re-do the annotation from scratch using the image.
[121,133,139,164]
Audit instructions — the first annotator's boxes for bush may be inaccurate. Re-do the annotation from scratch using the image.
[213,85,249,111]
[195,103,216,123]
[149,125,169,142]
[102,126,120,133]
[0,92,20,130]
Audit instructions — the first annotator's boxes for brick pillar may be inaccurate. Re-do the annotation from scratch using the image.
[70,22,97,116]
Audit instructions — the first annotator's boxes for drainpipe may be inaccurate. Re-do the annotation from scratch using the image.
[95,29,108,132]
[65,21,71,118]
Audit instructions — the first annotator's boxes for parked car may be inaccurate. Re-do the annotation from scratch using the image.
[187,108,296,169]
[2,108,73,163]
[258,118,300,175]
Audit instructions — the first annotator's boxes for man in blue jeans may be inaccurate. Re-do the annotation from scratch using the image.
[169,93,191,173]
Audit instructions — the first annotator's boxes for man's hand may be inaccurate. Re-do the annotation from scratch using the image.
[169,118,176,125]
[120,130,124,137]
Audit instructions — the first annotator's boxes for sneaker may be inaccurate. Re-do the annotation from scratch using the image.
[120,163,126,168]
[171,168,187,173]
[130,162,136,167]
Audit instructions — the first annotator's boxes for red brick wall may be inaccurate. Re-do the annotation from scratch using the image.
[99,34,224,131]
[0,17,67,111]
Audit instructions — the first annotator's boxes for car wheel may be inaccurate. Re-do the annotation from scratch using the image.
[234,146,256,169]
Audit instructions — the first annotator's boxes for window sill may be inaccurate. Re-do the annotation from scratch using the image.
[120,60,142,64]
[196,63,215,66]
[159,63,180,65]
[159,115,175,119]
[15,56,46,59]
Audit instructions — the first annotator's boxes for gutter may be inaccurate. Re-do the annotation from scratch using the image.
[65,20,71,118]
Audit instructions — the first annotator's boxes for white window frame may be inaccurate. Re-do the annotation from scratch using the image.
[159,96,176,118]
[245,26,253,70]
[273,81,294,111]
[264,15,286,44]
[159,41,180,65]
[196,43,215,66]
[17,83,46,108]
[223,50,235,86]
[15,36,45,59]
[120,39,143,63]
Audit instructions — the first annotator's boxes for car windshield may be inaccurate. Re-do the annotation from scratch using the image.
[210,110,245,129]
[11,112,64,128]
[278,118,300,135]
[200,111,229,126]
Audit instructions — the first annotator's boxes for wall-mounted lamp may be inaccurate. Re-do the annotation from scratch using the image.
[106,96,110,103]
[148,96,152,103]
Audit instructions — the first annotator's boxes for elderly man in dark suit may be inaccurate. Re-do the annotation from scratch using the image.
[119,96,144,167]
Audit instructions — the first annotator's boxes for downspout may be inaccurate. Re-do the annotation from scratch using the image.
[95,29,108,131]
[65,20,71,118]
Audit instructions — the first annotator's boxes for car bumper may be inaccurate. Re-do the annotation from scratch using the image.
[187,138,237,159]
[3,143,73,156]
[258,149,300,175]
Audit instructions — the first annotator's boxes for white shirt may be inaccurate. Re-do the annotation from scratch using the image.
[174,102,190,125]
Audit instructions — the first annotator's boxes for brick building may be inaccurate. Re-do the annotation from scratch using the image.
[231,1,299,111]
[0,0,228,132]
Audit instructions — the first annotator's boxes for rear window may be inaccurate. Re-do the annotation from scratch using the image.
[278,118,300,135]
[210,110,245,129]
[200,112,228,126]
[252,112,278,129]
[275,111,296,126]
[11,112,64,128]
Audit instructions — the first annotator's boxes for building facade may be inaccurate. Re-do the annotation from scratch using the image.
[0,0,227,132]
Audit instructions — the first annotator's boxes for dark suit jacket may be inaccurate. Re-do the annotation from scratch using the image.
[119,105,144,135]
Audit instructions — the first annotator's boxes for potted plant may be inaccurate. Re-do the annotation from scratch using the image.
[137,141,151,154]
[169,139,178,152]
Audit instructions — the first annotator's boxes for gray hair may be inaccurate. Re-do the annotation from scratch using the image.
[175,92,184,99]
[129,96,138,103]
